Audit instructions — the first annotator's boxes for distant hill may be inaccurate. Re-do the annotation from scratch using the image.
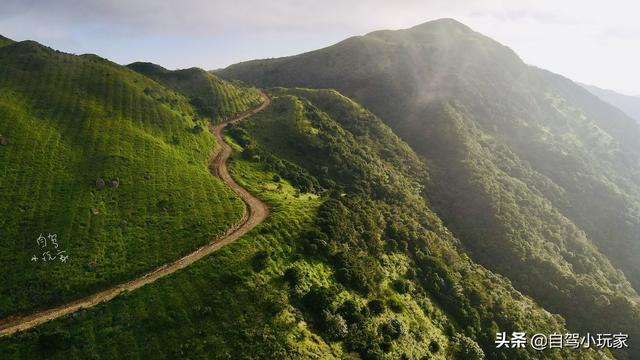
[127,62,261,122]
[221,18,640,359]
[0,39,248,317]
[582,83,640,123]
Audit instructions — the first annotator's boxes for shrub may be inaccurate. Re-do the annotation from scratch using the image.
[450,334,484,360]
[387,297,404,313]
[322,310,348,340]
[378,319,406,340]
[283,267,301,286]
[251,250,270,272]
[338,299,362,325]
[392,279,411,294]
[367,299,385,315]
[428,340,440,353]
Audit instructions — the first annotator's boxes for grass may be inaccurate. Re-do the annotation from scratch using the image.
[0,154,334,359]
[127,63,262,122]
[0,41,246,317]
[0,87,607,359]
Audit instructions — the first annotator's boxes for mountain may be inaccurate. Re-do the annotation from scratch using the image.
[0,39,249,317]
[221,18,640,359]
[0,35,14,48]
[127,62,262,121]
[1,86,605,360]
[1,20,638,359]
[582,83,640,123]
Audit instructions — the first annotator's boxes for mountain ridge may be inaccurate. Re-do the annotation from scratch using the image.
[0,20,637,359]
[581,82,640,123]
[219,18,640,359]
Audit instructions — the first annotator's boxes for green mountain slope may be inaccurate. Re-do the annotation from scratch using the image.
[0,35,14,48]
[0,88,607,360]
[127,62,262,122]
[0,40,246,317]
[220,19,640,359]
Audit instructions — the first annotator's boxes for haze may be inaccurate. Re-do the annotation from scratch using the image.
[1,0,639,95]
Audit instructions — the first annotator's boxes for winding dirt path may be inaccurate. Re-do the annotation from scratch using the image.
[0,91,271,337]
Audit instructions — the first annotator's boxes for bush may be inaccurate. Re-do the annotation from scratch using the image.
[428,340,440,353]
[283,267,301,286]
[323,310,348,340]
[192,124,204,133]
[338,300,363,325]
[301,286,338,317]
[387,297,404,313]
[450,334,484,360]
[378,319,406,340]
[367,299,385,315]
[392,279,411,294]
[251,250,270,272]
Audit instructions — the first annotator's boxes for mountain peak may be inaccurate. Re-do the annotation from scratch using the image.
[127,62,169,75]
[409,18,472,32]
[364,18,480,45]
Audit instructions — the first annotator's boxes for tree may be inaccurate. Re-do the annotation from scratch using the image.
[323,310,348,340]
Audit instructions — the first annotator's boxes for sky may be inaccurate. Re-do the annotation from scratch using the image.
[1,0,639,95]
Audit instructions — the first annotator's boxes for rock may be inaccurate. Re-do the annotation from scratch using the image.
[90,207,100,215]
[95,178,105,189]
[110,178,120,189]
[120,219,128,227]
[144,174,151,180]
[0,136,7,146]
[84,261,98,271]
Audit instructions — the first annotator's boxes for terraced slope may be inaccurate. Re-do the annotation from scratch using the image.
[0,39,247,318]
[0,91,270,337]
[127,62,262,122]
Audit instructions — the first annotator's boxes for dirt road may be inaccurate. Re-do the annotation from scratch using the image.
[0,91,271,337]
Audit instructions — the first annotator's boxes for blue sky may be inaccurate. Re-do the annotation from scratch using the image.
[1,0,639,95]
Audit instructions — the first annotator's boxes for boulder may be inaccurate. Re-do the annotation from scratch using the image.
[110,178,120,189]
[0,136,7,146]
[95,178,105,189]
[90,207,100,215]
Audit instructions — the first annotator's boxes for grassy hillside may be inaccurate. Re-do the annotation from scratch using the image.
[127,62,262,122]
[0,88,608,359]
[0,35,14,48]
[220,19,640,359]
[0,40,246,317]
